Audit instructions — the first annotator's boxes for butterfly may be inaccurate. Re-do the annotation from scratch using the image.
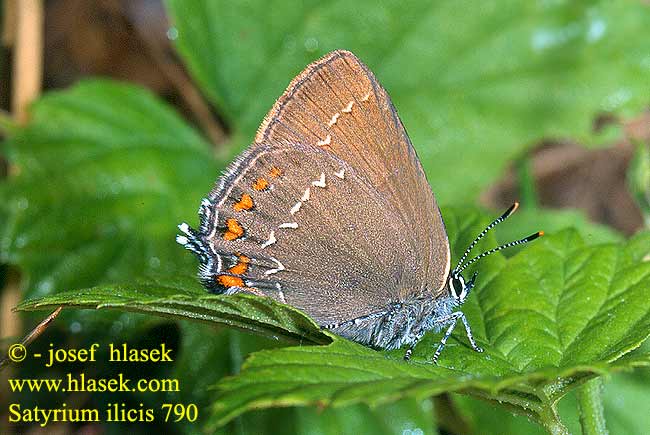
[177,50,541,362]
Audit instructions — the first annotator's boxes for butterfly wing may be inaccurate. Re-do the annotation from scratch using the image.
[180,143,417,324]
[256,50,450,297]
[178,50,450,325]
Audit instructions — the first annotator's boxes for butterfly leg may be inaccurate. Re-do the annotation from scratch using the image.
[432,311,482,364]
[403,331,426,361]
[459,311,483,354]
[321,308,395,332]
[406,312,465,363]
[432,313,461,364]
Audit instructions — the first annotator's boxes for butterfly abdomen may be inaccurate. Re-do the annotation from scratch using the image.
[331,295,458,350]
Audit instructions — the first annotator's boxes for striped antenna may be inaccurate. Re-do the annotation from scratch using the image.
[453,202,520,273]
[456,231,544,274]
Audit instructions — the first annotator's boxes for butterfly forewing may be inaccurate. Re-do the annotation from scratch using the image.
[256,50,450,297]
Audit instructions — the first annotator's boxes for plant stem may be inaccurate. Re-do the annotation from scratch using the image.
[538,403,570,435]
[576,377,609,435]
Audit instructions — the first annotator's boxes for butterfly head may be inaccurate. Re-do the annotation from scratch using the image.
[448,270,477,305]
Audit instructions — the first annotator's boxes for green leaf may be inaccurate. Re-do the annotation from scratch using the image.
[452,394,548,435]
[0,80,217,298]
[17,284,329,346]
[451,388,582,435]
[166,0,650,203]
[204,230,650,428]
[0,110,16,136]
[454,367,650,435]
[207,344,648,432]
[174,325,438,435]
[288,398,438,435]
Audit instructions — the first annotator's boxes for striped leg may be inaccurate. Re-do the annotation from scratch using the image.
[432,313,461,364]
[403,331,426,361]
[432,311,482,364]
[321,309,392,331]
[404,312,463,363]
[460,311,483,353]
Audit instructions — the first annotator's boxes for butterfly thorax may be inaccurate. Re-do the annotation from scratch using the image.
[330,292,459,350]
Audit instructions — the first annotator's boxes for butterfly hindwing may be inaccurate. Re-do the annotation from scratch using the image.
[180,143,421,324]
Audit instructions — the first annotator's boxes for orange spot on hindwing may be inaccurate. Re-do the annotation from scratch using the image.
[233,193,253,211]
[253,178,269,191]
[216,275,244,288]
[269,167,283,178]
[229,254,250,275]
[223,218,244,241]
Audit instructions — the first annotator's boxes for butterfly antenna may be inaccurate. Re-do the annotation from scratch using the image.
[452,202,521,273]
[456,231,544,274]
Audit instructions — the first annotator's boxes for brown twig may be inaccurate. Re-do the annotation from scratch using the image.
[0,307,63,371]
[19,306,63,348]
[11,0,43,124]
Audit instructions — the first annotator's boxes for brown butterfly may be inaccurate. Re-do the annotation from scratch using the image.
[177,50,541,362]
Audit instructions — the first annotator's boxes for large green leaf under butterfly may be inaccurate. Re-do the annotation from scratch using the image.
[166,0,650,204]
[198,230,650,431]
[18,227,650,432]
